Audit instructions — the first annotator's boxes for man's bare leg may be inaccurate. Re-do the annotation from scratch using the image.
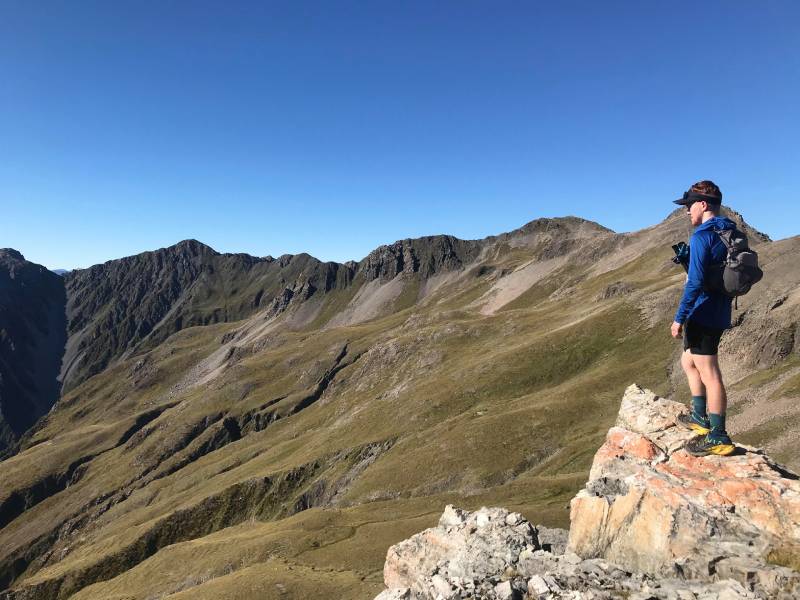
[675,349,711,433]
[681,349,705,397]
[691,354,727,416]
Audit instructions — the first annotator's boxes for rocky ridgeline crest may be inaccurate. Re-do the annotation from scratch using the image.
[359,236,483,282]
[374,385,800,599]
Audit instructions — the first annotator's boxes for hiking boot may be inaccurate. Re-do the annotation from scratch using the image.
[685,434,736,457]
[676,412,710,435]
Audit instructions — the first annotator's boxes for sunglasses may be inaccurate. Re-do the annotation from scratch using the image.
[685,198,711,210]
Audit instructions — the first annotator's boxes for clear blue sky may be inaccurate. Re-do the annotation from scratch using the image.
[1,1,798,270]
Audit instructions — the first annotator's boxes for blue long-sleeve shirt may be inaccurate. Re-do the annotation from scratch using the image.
[674,216,734,329]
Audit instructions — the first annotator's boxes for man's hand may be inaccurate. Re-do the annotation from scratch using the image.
[671,321,683,338]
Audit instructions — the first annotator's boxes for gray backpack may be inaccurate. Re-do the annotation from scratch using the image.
[706,228,763,298]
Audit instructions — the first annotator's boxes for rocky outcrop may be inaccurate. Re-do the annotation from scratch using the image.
[568,384,800,596]
[375,505,766,599]
[0,250,66,454]
[374,385,800,599]
[358,236,483,282]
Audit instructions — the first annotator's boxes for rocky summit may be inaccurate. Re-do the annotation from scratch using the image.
[373,385,800,599]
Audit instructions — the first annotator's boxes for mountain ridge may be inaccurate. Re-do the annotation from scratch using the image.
[55,214,644,392]
[59,216,618,275]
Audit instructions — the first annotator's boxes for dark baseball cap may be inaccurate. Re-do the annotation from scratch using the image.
[673,190,722,206]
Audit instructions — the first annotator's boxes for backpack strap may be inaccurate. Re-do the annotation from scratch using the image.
[713,228,735,250]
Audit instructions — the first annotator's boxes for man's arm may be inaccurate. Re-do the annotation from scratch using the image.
[672,232,709,333]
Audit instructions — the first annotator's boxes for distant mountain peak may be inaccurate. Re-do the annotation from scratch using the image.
[168,239,218,255]
[661,205,771,243]
[0,248,25,262]
[494,216,614,241]
[510,216,614,236]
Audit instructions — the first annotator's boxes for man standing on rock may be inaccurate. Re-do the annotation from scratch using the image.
[671,180,736,456]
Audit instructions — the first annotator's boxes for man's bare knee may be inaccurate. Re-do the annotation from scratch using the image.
[692,354,723,382]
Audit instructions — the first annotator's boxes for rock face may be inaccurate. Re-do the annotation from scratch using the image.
[0,250,66,454]
[374,385,800,599]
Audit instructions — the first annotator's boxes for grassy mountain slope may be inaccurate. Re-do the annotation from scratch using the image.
[1,210,798,600]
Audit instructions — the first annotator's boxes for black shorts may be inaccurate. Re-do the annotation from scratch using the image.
[683,320,724,356]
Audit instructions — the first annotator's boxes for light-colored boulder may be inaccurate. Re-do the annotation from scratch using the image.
[383,505,539,595]
[527,574,549,595]
[494,580,514,599]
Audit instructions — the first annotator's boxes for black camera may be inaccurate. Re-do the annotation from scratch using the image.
[672,242,689,272]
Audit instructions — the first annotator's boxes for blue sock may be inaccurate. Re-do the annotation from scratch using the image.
[708,413,731,442]
[691,395,708,421]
